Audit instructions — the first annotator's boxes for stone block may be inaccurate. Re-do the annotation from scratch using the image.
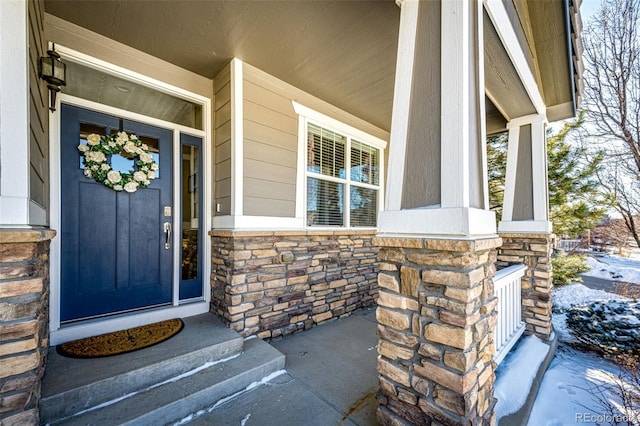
[377,325,418,348]
[444,285,483,303]
[0,243,37,263]
[418,397,462,425]
[398,389,418,406]
[378,358,411,387]
[400,266,420,297]
[0,279,43,299]
[414,361,477,394]
[0,337,37,357]
[444,350,477,373]
[422,267,485,288]
[0,320,38,341]
[424,323,472,350]
[1,408,39,426]
[378,340,415,361]
[0,354,39,379]
[312,311,333,323]
[378,291,419,311]
[0,375,37,393]
[227,303,254,315]
[377,307,410,331]
[425,296,475,315]
[374,238,423,249]
[379,248,406,264]
[418,342,442,361]
[379,273,400,292]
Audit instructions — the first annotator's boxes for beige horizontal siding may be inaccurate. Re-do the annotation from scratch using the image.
[244,197,295,218]
[241,62,388,219]
[214,64,232,216]
[29,0,48,223]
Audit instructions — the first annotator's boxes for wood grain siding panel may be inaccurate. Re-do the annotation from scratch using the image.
[244,81,297,120]
[244,198,295,218]
[245,178,294,201]
[244,121,297,152]
[214,65,232,215]
[244,159,296,186]
[29,0,49,220]
[513,125,534,221]
[241,61,389,219]
[484,11,536,120]
[244,140,296,166]
[402,2,440,209]
[242,73,299,217]
[244,63,389,142]
[244,101,298,136]
[215,102,231,128]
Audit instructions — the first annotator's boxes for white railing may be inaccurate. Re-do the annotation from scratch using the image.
[493,264,527,365]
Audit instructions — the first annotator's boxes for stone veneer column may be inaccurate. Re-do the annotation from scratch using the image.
[497,233,555,340]
[0,228,55,425]
[374,236,502,426]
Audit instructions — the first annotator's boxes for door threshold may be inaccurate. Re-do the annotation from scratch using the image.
[50,301,210,346]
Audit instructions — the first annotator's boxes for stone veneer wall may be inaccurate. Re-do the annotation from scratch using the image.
[496,233,555,340]
[0,229,55,426]
[374,236,502,426]
[209,230,378,339]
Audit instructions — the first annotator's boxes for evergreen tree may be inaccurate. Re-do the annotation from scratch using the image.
[487,112,610,237]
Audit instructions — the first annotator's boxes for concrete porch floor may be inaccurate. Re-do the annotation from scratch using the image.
[189,307,380,426]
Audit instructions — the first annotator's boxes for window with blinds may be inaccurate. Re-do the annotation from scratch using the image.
[306,123,381,227]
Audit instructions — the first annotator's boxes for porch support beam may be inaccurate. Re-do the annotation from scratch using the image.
[499,114,552,234]
[0,0,30,226]
[379,0,495,237]
[483,0,546,116]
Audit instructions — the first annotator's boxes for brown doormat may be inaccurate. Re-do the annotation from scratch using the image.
[57,318,184,358]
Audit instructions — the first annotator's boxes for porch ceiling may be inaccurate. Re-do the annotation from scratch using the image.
[44,0,400,131]
[43,0,579,134]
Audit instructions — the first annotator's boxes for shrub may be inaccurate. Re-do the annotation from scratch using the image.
[552,251,590,286]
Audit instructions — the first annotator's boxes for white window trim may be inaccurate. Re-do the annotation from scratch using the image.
[293,102,386,229]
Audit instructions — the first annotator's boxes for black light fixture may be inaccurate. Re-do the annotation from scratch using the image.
[39,44,66,112]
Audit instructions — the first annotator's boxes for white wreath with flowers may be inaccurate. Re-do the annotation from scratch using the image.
[78,132,159,193]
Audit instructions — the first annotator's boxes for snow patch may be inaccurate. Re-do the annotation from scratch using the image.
[494,335,550,420]
[583,255,640,283]
[553,283,627,312]
[240,413,251,426]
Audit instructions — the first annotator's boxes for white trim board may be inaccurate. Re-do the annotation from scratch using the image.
[378,207,497,236]
[0,0,30,225]
[385,0,419,211]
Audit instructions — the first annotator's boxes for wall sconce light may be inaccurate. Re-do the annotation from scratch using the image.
[38,44,66,112]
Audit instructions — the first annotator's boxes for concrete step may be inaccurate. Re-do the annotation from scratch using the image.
[40,314,246,424]
[48,338,285,426]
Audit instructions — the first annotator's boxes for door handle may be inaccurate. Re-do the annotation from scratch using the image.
[163,222,172,250]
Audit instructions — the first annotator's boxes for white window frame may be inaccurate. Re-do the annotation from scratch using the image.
[292,102,386,229]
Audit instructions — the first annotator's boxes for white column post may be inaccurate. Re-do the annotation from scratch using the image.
[385,0,419,212]
[378,0,495,237]
[498,114,552,233]
[0,0,30,226]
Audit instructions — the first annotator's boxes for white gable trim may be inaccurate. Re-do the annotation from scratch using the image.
[484,0,546,116]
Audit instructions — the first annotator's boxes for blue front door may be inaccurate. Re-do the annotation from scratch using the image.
[60,105,173,322]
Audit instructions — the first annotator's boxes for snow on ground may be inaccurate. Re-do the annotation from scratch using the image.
[494,336,550,420]
[527,345,623,426]
[527,276,638,426]
[583,254,640,283]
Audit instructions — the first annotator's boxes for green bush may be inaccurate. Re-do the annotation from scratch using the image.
[552,251,590,286]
